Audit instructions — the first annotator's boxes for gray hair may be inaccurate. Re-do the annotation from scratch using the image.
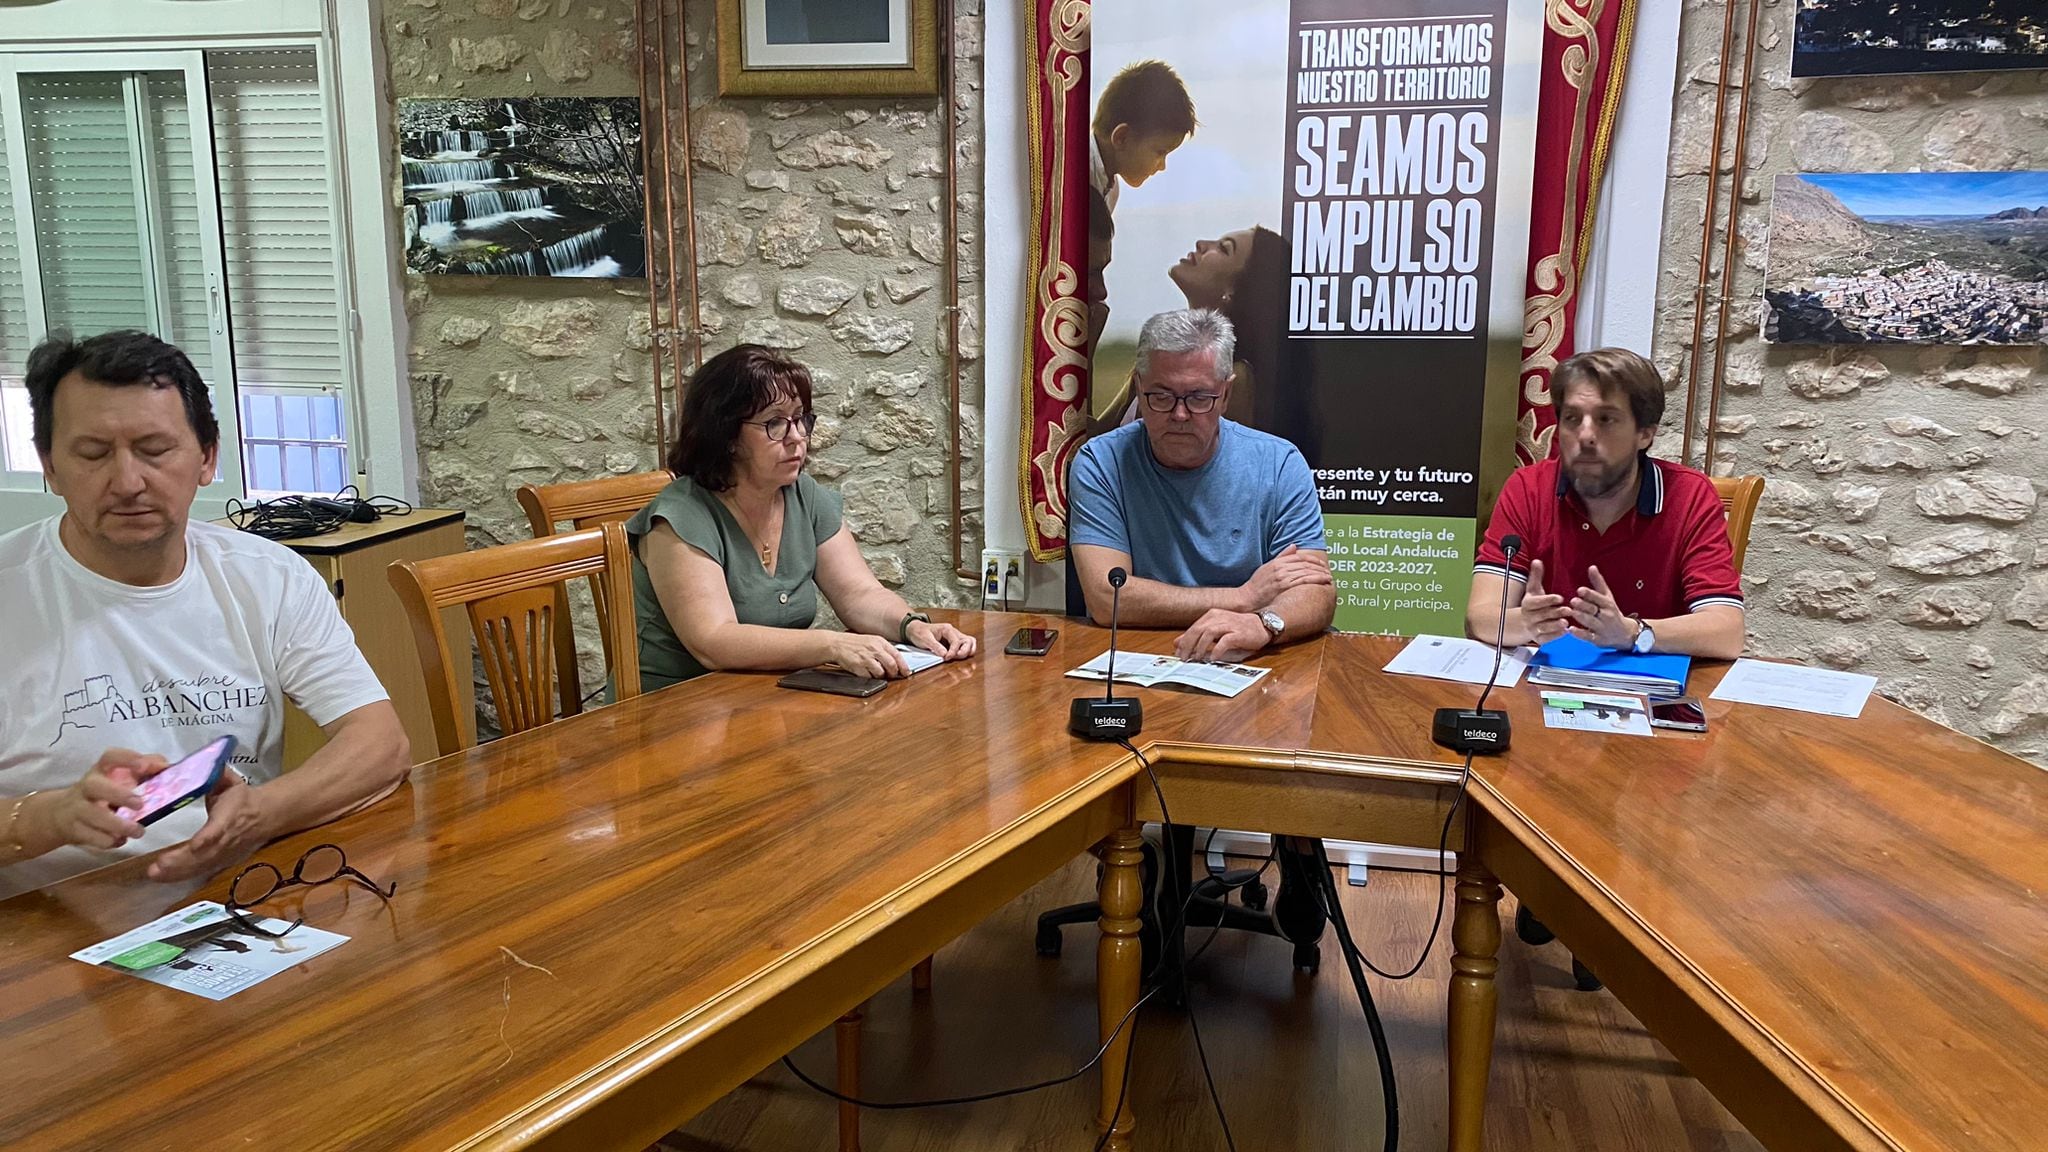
[1135,308,1235,384]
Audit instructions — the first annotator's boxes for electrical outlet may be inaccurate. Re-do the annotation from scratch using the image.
[980,548,1023,601]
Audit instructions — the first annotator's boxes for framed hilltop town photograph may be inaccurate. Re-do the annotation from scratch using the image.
[398,97,646,278]
[716,0,939,97]
[1793,0,2048,78]
[1763,171,2048,345]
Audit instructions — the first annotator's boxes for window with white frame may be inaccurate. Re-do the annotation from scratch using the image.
[0,43,358,502]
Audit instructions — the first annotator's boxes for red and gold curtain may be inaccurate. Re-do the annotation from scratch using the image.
[1517,0,1639,464]
[1017,0,1092,561]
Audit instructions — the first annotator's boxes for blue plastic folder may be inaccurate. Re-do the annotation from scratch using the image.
[1527,634,1691,698]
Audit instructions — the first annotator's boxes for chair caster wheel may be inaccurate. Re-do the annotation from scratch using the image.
[1240,879,1269,911]
[1035,925,1063,958]
[1572,957,1602,992]
[1515,904,1555,946]
[1292,941,1321,973]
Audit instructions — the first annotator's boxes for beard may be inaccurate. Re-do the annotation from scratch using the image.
[1567,453,1637,501]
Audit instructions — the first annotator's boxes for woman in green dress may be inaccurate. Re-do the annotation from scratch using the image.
[627,344,977,690]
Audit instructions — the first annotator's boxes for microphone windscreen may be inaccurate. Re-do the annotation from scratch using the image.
[1108,566,1128,589]
[1501,534,1522,554]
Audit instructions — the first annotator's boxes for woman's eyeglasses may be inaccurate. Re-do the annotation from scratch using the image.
[1140,390,1220,415]
[746,412,819,442]
[225,843,395,938]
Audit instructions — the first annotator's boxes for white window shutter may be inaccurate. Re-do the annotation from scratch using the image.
[0,112,27,379]
[207,48,344,393]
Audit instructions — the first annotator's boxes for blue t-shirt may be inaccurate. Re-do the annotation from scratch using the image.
[1068,420,1327,587]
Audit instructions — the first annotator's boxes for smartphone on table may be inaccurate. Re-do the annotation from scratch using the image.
[1648,697,1707,732]
[777,668,889,698]
[118,735,239,826]
[1004,627,1059,657]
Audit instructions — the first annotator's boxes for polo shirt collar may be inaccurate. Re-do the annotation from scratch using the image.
[1555,451,1664,516]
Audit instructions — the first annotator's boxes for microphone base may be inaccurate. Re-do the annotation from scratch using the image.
[1432,707,1511,755]
[1071,697,1143,741]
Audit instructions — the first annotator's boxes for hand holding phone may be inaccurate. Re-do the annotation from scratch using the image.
[118,736,238,826]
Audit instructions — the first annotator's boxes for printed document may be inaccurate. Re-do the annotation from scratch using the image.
[1383,634,1530,687]
[1710,659,1876,718]
[1066,651,1271,698]
[71,901,348,1001]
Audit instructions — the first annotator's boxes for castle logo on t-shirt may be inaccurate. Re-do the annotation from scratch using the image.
[51,673,269,746]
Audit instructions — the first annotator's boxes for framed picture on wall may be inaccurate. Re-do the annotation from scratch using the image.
[716,0,939,97]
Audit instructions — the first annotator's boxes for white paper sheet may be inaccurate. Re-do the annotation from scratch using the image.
[894,644,944,674]
[1709,658,1876,718]
[1382,634,1529,688]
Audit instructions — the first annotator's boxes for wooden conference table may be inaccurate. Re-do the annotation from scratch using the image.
[2,611,2042,1151]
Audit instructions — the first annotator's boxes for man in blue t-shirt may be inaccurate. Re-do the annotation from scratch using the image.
[1069,308,1334,662]
[1068,307,1337,959]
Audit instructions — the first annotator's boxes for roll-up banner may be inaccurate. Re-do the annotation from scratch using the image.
[1090,0,1540,634]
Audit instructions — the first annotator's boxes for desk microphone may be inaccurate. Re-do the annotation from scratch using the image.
[1433,534,1519,754]
[1071,566,1143,741]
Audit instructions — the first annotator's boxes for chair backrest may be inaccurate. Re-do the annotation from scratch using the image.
[389,522,642,758]
[1711,474,1764,576]
[515,471,671,713]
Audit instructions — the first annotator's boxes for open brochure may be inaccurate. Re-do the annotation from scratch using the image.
[71,901,348,1001]
[1065,650,1271,698]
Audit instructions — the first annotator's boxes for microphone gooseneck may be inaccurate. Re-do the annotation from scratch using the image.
[1105,566,1126,702]
[1472,534,1521,714]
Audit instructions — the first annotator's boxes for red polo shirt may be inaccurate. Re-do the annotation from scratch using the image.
[1475,453,1743,620]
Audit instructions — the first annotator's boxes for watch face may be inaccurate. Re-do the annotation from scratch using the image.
[1260,611,1284,635]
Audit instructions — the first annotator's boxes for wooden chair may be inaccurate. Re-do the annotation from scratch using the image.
[389,522,641,758]
[1711,474,1764,575]
[515,471,671,717]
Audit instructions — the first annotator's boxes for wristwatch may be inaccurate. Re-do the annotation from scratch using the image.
[1630,613,1655,654]
[1258,610,1285,639]
[898,611,930,644]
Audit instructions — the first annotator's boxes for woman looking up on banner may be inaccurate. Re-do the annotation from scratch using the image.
[1091,225,1291,440]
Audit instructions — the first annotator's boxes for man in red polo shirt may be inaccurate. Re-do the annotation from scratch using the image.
[1467,347,1744,659]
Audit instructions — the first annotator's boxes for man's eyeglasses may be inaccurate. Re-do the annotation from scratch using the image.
[225,843,395,938]
[1140,391,1220,415]
[745,412,819,442]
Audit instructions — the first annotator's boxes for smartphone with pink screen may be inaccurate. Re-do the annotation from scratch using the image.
[119,735,238,826]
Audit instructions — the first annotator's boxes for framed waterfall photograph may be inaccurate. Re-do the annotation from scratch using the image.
[715,0,940,97]
[398,97,647,278]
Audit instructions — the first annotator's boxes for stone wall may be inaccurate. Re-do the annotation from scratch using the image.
[1652,1,2048,760]
[383,0,985,699]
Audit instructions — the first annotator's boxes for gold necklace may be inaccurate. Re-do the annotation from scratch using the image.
[725,493,778,571]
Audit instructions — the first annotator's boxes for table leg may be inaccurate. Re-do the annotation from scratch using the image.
[1096,824,1145,1151]
[1447,853,1502,1152]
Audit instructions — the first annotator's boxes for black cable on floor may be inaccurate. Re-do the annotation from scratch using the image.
[1120,738,1236,1152]
[780,743,1264,1139]
[1308,749,1474,1152]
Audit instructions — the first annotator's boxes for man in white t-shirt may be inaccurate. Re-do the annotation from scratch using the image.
[0,331,409,901]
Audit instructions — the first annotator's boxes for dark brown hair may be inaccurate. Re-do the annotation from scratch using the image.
[1093,60,1197,141]
[26,330,219,455]
[666,344,814,491]
[1552,347,1665,431]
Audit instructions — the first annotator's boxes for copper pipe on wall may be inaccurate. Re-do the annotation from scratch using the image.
[656,0,682,429]
[1679,0,1742,468]
[1702,0,1763,475]
[941,0,976,582]
[638,0,666,453]
[674,0,703,379]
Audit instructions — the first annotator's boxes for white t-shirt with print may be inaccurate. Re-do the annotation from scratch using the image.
[0,516,388,900]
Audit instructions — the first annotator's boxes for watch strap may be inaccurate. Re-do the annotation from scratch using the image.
[898,611,931,644]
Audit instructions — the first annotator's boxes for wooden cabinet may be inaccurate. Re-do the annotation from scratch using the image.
[219,510,474,768]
